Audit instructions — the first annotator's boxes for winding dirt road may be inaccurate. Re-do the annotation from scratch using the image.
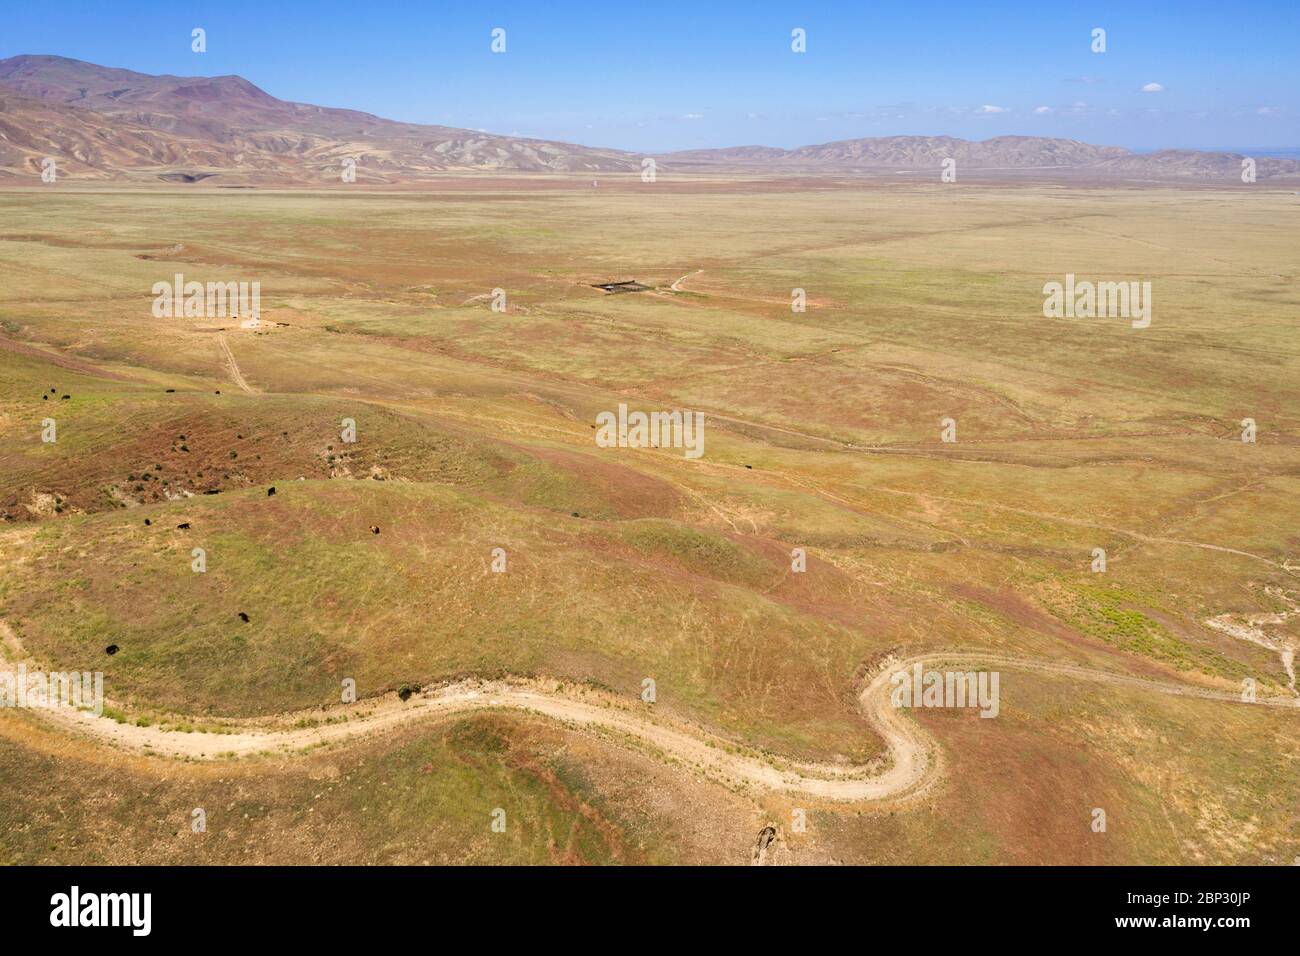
[4,618,1293,803]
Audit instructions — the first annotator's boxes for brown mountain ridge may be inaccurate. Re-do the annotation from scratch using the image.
[1,55,1295,184]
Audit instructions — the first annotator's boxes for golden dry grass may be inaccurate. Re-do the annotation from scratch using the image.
[0,178,1297,863]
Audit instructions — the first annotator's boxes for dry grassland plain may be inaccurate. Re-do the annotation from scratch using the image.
[0,176,1297,864]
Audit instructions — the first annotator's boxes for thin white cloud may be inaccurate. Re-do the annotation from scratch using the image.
[681,113,704,120]
[1141,82,1165,93]
[1256,106,1279,115]
[977,104,1009,114]
[1033,105,1053,114]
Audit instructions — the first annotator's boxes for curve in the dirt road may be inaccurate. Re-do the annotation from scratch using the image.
[669,268,703,292]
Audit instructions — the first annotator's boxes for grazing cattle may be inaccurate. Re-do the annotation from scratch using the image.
[267,487,276,497]
[165,388,175,393]
[238,612,249,623]
[105,644,119,656]
[176,522,190,530]
[61,395,70,400]
[369,525,380,534]
[42,395,47,400]
[143,518,151,526]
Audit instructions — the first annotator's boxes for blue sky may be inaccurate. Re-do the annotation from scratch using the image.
[2,1,1296,151]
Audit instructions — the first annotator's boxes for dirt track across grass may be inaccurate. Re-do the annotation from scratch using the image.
[3,620,1292,803]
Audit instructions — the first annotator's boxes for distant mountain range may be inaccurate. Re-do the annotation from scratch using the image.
[2,55,1297,184]
[667,138,1300,180]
